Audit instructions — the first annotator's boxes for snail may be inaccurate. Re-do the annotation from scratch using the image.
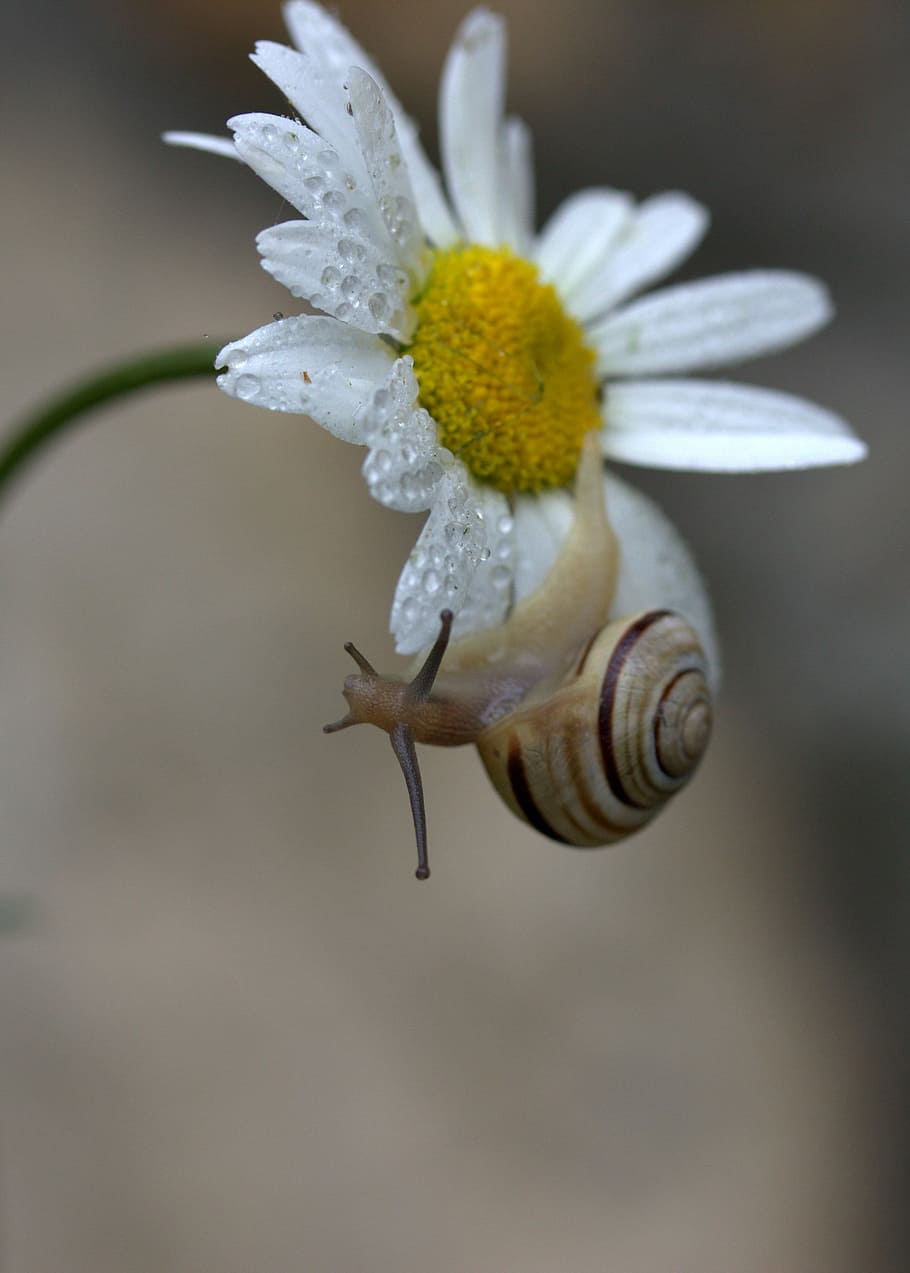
[325,434,713,879]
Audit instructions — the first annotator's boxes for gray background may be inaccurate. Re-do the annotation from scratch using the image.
[2,0,908,1269]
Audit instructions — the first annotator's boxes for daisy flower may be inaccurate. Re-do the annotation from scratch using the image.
[167,2,865,661]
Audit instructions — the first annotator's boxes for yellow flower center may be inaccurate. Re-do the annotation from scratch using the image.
[407,245,601,494]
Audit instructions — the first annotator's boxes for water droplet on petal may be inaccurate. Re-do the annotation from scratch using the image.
[343,208,367,233]
[234,374,260,401]
[368,292,389,322]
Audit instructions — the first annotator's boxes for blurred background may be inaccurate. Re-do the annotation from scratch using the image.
[1,0,907,1269]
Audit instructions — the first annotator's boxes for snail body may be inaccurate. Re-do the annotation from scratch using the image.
[325,434,713,878]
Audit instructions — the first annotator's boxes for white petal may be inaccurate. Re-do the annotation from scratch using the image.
[568,191,709,322]
[361,359,444,512]
[535,188,633,303]
[604,471,721,693]
[498,117,535,255]
[511,487,573,599]
[256,220,414,340]
[602,379,867,470]
[227,113,362,225]
[282,0,459,247]
[591,271,833,377]
[449,486,514,640]
[390,465,491,654]
[439,9,507,245]
[162,131,240,160]
[251,40,363,172]
[346,69,425,275]
[215,316,394,440]
[400,133,461,251]
[513,477,720,692]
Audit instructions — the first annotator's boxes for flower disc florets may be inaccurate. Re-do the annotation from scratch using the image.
[409,246,601,494]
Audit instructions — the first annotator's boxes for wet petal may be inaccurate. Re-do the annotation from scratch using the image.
[361,359,444,512]
[256,220,414,340]
[227,113,362,225]
[215,315,394,439]
[390,465,490,654]
[591,271,833,377]
[449,484,514,640]
[602,378,867,470]
[282,0,458,247]
[251,40,363,173]
[347,69,425,275]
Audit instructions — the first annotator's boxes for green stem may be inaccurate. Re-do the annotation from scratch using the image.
[0,343,228,506]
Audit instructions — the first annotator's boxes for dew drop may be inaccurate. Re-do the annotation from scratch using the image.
[319,149,343,182]
[497,514,514,536]
[377,264,407,288]
[343,208,367,233]
[479,546,492,561]
[401,597,420,625]
[422,568,441,595]
[321,266,341,288]
[492,565,511,589]
[341,275,360,301]
[338,237,366,264]
[234,374,260,401]
[368,292,389,322]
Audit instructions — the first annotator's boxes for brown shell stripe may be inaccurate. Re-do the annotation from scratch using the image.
[560,718,631,839]
[654,667,694,779]
[598,610,672,809]
[505,735,573,845]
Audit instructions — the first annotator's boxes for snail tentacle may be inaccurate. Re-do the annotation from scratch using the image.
[323,608,458,879]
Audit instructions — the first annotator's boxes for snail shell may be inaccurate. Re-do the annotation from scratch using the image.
[325,433,715,878]
[477,608,712,847]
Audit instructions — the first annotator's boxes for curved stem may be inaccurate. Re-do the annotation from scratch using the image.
[0,342,228,507]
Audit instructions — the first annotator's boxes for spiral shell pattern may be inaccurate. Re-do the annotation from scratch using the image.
[476,610,712,847]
